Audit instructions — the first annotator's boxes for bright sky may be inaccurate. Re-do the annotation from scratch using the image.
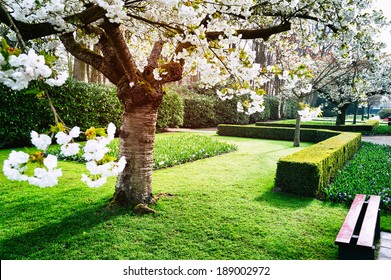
[374,0,391,53]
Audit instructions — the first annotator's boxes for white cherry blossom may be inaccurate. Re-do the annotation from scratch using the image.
[31,131,52,151]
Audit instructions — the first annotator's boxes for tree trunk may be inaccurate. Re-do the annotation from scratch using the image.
[89,45,101,83]
[352,101,358,124]
[293,110,301,147]
[336,104,349,125]
[73,57,86,81]
[111,102,158,207]
[361,106,365,121]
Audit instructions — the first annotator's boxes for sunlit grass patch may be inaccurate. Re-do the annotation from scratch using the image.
[48,133,237,170]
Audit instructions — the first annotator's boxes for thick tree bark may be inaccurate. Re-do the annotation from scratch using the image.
[112,102,159,207]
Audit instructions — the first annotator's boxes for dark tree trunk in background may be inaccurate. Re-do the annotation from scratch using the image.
[73,58,86,81]
[352,101,358,124]
[336,104,349,125]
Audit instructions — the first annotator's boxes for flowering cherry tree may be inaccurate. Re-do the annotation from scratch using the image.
[0,0,387,210]
[256,1,387,146]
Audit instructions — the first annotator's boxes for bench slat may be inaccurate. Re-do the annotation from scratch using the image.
[335,194,366,244]
[357,195,381,247]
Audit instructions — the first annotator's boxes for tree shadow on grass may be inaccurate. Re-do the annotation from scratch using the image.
[0,201,133,260]
[255,187,315,210]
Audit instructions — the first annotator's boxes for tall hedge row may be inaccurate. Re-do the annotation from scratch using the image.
[182,93,250,128]
[0,85,53,148]
[0,79,123,148]
[182,94,216,128]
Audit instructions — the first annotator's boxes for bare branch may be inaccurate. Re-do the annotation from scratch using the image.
[205,21,291,41]
[99,19,140,81]
[147,40,164,68]
[60,32,121,84]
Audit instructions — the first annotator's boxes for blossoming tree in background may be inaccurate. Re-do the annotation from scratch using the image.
[256,6,387,146]
[0,0,388,211]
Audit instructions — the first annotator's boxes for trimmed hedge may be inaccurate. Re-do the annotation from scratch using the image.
[217,124,339,143]
[249,96,278,122]
[217,124,362,198]
[0,85,53,148]
[255,119,379,132]
[214,97,250,125]
[275,132,361,198]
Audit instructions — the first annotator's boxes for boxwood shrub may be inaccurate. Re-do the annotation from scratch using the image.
[217,124,339,142]
[275,132,362,198]
[255,119,379,132]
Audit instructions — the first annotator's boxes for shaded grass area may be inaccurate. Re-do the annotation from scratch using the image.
[324,142,391,211]
[1,133,390,260]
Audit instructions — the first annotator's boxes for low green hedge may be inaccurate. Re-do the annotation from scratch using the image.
[275,132,361,198]
[217,124,362,198]
[255,120,379,132]
[217,124,339,142]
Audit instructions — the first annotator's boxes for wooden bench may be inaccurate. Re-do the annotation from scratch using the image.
[335,194,381,259]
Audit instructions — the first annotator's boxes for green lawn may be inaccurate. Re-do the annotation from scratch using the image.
[1,132,390,260]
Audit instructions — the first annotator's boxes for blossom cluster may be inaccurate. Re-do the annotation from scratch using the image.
[3,130,63,187]
[2,123,126,188]
[298,105,322,122]
[0,39,68,90]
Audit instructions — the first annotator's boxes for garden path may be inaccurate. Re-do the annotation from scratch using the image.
[379,232,391,260]
[362,136,391,146]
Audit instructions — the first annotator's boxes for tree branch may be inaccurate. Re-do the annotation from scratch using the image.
[205,21,291,41]
[99,19,140,82]
[0,5,106,40]
[147,40,164,68]
[60,32,121,84]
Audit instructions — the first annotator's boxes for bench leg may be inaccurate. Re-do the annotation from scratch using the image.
[338,244,376,260]
[375,209,380,240]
